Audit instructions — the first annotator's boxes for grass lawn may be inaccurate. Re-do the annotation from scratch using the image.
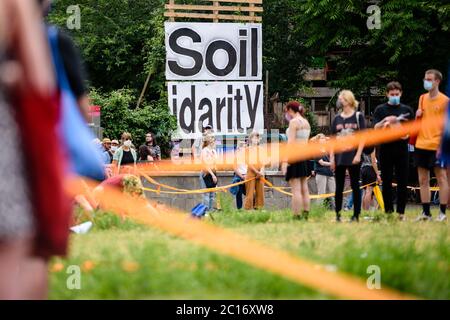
[49,195,449,299]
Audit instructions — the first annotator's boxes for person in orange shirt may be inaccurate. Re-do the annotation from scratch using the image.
[414,69,449,222]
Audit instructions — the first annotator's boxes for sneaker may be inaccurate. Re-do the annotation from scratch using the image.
[70,221,93,234]
[436,212,447,222]
[336,214,342,223]
[398,214,406,221]
[415,212,432,222]
[349,215,359,223]
[293,214,303,221]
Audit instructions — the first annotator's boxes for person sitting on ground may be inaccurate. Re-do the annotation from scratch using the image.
[75,174,147,213]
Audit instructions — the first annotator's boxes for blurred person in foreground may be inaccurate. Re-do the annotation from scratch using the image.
[0,0,71,299]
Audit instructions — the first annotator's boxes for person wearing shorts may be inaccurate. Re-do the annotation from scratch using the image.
[360,151,381,211]
[414,69,449,222]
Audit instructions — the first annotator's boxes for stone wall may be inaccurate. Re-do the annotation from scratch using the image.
[142,171,318,212]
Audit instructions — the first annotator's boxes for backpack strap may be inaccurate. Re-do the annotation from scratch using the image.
[356,111,361,130]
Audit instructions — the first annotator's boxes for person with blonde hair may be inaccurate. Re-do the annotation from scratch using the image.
[201,134,218,211]
[244,131,266,210]
[112,132,138,175]
[331,90,366,222]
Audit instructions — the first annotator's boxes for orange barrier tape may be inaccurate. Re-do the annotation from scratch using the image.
[68,178,416,300]
[262,177,377,199]
[136,115,442,173]
[140,171,189,192]
[142,177,255,195]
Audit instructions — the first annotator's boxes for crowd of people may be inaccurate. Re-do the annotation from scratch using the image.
[193,72,449,225]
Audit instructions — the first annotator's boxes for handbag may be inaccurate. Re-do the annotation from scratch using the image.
[409,94,425,146]
[229,175,242,195]
[203,172,217,188]
[48,27,105,181]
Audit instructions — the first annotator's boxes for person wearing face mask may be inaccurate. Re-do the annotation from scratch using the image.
[373,82,414,220]
[110,140,119,154]
[413,69,449,222]
[112,132,138,175]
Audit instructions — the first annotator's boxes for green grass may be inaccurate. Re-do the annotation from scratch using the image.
[50,195,449,299]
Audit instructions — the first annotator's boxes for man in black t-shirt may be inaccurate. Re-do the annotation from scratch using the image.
[373,81,414,219]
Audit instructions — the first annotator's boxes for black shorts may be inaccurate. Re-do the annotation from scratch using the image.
[414,148,446,170]
[361,166,377,186]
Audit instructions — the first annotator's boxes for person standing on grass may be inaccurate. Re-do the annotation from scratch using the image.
[244,131,266,210]
[282,101,311,220]
[413,69,449,222]
[201,134,218,212]
[312,134,335,210]
[192,125,213,195]
[373,81,414,220]
[331,90,365,222]
[361,150,381,211]
[232,140,247,210]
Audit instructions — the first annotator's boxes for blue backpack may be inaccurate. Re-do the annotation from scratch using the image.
[191,203,208,219]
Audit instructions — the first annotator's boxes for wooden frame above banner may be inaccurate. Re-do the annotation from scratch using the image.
[164,0,263,23]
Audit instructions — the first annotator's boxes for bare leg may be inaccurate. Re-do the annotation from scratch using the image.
[300,177,310,212]
[447,167,450,208]
[363,186,374,211]
[418,167,430,203]
[434,167,449,208]
[19,257,49,300]
[0,238,30,299]
[289,178,302,216]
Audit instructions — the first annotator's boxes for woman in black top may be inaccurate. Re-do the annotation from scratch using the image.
[330,90,366,222]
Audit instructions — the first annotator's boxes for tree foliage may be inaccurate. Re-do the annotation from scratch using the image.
[292,0,450,106]
[89,89,177,157]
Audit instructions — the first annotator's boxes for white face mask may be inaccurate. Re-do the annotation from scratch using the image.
[123,140,132,148]
[111,146,118,152]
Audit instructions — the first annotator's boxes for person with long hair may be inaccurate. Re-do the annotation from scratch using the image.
[331,90,365,222]
[112,132,138,175]
[244,131,265,210]
[282,101,311,220]
[201,134,218,212]
[139,132,161,162]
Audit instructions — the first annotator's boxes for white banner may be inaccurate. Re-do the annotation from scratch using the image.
[165,22,262,81]
[168,82,264,138]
